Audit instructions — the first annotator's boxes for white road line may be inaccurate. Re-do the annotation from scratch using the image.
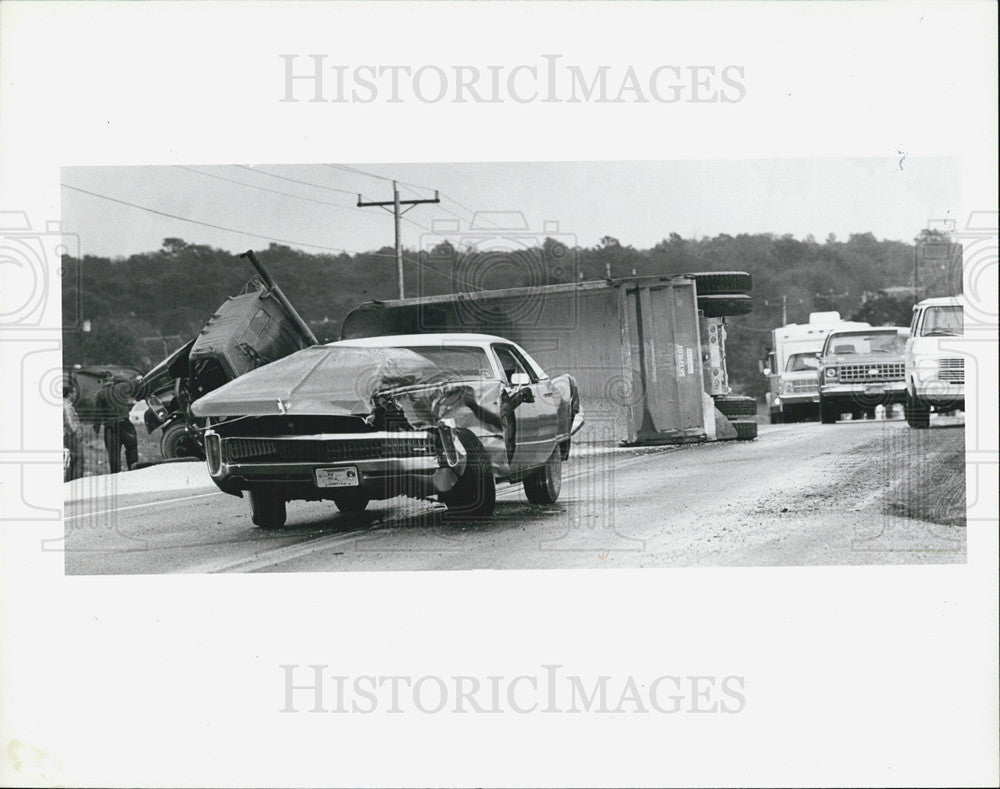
[206,532,370,574]
[65,491,223,520]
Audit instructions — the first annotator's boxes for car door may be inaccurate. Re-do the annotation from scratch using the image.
[491,343,558,473]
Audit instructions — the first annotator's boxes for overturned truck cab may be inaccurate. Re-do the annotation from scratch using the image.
[191,333,582,527]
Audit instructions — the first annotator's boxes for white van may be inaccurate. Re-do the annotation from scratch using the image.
[904,296,965,428]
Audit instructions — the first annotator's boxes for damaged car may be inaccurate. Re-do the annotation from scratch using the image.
[190,333,583,527]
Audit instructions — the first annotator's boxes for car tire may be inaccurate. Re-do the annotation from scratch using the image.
[715,395,757,419]
[332,489,370,514]
[820,397,838,424]
[905,390,931,429]
[249,487,286,529]
[769,410,781,425]
[733,420,758,441]
[440,429,496,518]
[697,294,753,318]
[685,271,753,296]
[160,421,204,460]
[523,446,564,505]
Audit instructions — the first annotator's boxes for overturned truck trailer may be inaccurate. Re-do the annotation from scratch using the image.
[340,274,755,445]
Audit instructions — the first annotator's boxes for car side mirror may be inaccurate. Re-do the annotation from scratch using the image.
[510,372,531,386]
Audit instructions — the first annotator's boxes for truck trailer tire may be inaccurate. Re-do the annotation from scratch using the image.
[685,271,753,296]
[733,420,758,441]
[698,294,753,318]
[714,395,757,419]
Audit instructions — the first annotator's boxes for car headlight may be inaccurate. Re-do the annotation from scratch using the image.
[825,367,838,380]
[205,431,222,475]
[912,357,940,381]
[782,381,794,394]
[146,393,169,420]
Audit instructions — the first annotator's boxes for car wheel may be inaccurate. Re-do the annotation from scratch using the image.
[697,294,753,318]
[904,390,930,429]
[249,487,286,529]
[440,429,496,518]
[332,489,370,514]
[160,421,204,459]
[733,420,758,441]
[769,410,781,425]
[820,397,838,424]
[714,395,757,419]
[524,446,564,504]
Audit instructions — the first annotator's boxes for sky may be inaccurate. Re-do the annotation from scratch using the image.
[60,158,960,259]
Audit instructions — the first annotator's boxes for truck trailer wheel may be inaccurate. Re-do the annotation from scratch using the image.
[714,395,757,419]
[523,446,563,505]
[440,429,496,519]
[733,420,758,441]
[698,294,753,318]
[249,487,287,529]
[685,271,753,296]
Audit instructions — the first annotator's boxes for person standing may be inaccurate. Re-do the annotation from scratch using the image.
[94,373,138,473]
[63,385,84,481]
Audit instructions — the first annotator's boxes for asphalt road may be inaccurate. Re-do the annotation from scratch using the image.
[64,417,967,574]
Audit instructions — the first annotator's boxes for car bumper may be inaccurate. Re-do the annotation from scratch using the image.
[204,430,464,500]
[913,382,964,406]
[820,381,906,401]
[775,393,820,406]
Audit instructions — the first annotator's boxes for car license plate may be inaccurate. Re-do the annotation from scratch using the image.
[864,384,885,395]
[315,466,359,488]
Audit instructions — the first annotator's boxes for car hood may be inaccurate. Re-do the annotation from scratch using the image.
[138,340,195,397]
[191,344,491,420]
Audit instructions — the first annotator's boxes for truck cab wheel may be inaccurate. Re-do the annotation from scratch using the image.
[249,488,287,528]
[160,421,204,459]
[819,398,838,424]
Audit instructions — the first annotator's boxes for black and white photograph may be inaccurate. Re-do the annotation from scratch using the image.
[59,159,970,574]
[1,2,997,787]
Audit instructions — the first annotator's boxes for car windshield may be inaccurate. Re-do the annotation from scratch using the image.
[400,346,495,379]
[920,305,964,337]
[785,352,820,372]
[824,331,905,355]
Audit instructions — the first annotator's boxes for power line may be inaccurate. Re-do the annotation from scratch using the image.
[176,166,361,212]
[233,165,360,198]
[61,183,396,257]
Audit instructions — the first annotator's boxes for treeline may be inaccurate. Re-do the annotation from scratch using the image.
[61,231,959,397]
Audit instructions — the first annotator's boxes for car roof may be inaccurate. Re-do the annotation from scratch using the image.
[916,295,965,307]
[332,333,512,348]
[828,326,907,335]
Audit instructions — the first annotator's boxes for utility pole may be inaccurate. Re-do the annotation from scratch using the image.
[761,294,794,326]
[358,181,440,299]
